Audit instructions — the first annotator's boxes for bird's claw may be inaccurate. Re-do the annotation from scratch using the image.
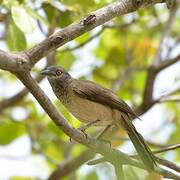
[69,127,88,143]
[78,127,88,139]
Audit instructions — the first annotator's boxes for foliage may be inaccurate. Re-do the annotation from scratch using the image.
[0,0,179,180]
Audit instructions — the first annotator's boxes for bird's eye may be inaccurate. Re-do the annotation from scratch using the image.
[56,70,62,76]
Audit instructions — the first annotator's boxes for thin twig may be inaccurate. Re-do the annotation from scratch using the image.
[153,0,179,65]
[24,0,165,67]
[60,28,104,52]
[60,20,136,53]
[156,157,180,173]
[156,54,180,72]
[153,144,180,154]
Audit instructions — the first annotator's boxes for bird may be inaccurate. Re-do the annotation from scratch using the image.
[41,66,156,171]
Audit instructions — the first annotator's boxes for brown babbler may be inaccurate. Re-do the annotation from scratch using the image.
[41,66,156,171]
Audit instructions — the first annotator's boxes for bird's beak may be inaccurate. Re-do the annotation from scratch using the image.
[40,69,54,76]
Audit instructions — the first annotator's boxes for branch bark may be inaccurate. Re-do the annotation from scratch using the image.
[137,1,179,114]
[0,51,55,113]
[137,53,180,114]
[0,50,28,72]
[153,0,179,65]
[48,150,95,180]
[24,0,164,68]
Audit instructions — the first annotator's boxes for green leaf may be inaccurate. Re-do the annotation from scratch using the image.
[7,19,26,51]
[56,51,76,70]
[11,4,35,33]
[60,0,98,14]
[133,71,146,92]
[95,29,125,63]
[43,141,64,160]
[75,32,90,44]
[25,7,49,26]
[42,2,57,23]
[0,121,26,145]
[57,10,74,28]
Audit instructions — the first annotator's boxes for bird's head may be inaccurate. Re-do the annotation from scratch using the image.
[41,66,71,87]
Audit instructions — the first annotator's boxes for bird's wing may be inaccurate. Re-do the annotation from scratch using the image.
[72,79,138,119]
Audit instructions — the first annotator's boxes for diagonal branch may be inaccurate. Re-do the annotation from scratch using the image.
[156,157,180,173]
[136,1,179,114]
[0,50,28,72]
[153,0,179,65]
[0,52,55,113]
[60,28,104,53]
[60,20,136,53]
[137,48,180,115]
[24,0,165,67]
[156,54,180,72]
[48,149,95,180]
[16,71,110,151]
[88,155,180,179]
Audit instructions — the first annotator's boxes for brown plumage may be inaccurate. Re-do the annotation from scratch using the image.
[41,66,156,171]
[72,79,139,119]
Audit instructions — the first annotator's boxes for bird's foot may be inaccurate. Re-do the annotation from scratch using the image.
[69,127,89,142]
[78,127,88,139]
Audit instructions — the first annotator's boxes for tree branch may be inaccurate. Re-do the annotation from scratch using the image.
[156,54,180,72]
[156,157,180,173]
[0,51,55,113]
[88,155,180,179]
[48,149,95,180]
[24,0,165,67]
[60,28,104,52]
[137,50,180,115]
[153,143,180,153]
[0,50,28,72]
[60,20,135,53]
[153,0,179,65]
[137,1,179,114]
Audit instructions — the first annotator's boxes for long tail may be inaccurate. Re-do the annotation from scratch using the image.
[121,112,156,171]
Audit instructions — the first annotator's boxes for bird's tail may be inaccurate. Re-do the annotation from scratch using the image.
[121,113,156,171]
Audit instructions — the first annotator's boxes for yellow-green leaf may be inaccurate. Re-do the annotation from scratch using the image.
[7,19,26,51]
[11,5,35,33]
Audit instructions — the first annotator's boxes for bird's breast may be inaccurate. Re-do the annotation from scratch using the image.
[64,94,114,126]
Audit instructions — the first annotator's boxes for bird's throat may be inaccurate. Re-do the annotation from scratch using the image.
[48,77,72,105]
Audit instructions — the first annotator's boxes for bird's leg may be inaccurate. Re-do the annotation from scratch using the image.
[96,124,112,139]
[78,119,100,133]
[69,120,100,142]
[78,119,101,138]
[96,124,113,147]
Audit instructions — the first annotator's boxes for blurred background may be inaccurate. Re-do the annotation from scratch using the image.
[0,0,179,179]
